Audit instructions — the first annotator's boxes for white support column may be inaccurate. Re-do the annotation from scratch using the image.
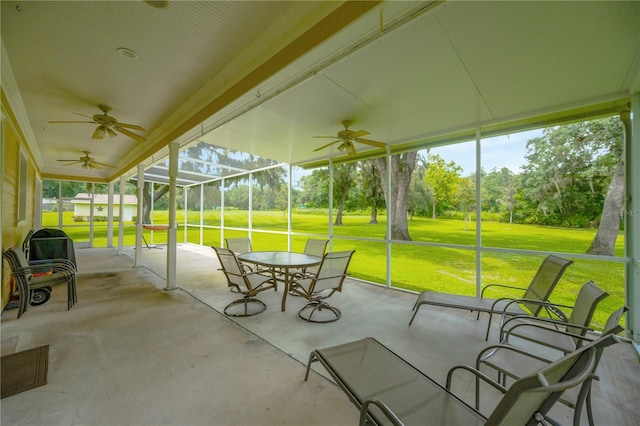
[89,184,95,247]
[183,186,188,243]
[626,94,640,344]
[328,158,334,251]
[475,128,482,297]
[287,165,293,251]
[107,181,114,247]
[118,176,125,254]
[135,164,144,267]
[199,183,204,245]
[248,173,253,241]
[386,147,392,287]
[220,180,225,246]
[166,142,179,290]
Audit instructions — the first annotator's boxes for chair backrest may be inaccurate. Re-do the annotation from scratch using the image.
[521,255,573,316]
[225,238,252,254]
[304,239,328,257]
[213,246,247,289]
[311,250,355,293]
[564,280,608,344]
[6,246,30,270]
[303,239,328,274]
[602,306,628,337]
[486,334,619,426]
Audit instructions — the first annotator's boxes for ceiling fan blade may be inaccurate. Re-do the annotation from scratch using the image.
[73,112,95,120]
[349,130,370,138]
[61,161,83,166]
[116,122,145,131]
[313,140,341,152]
[312,135,340,139]
[49,120,95,124]
[89,162,102,169]
[93,161,116,168]
[115,126,147,143]
[355,138,386,148]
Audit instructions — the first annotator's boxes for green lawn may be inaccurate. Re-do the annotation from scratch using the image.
[43,210,625,329]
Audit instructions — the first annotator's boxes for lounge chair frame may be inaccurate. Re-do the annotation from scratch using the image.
[304,335,610,426]
[477,306,627,426]
[409,255,574,340]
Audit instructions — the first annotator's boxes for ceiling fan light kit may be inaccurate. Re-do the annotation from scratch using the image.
[313,120,385,156]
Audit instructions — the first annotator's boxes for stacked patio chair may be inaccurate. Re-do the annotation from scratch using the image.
[213,246,277,317]
[409,255,574,340]
[3,246,77,318]
[476,305,627,426]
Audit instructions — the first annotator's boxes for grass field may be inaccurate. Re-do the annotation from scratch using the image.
[43,210,626,329]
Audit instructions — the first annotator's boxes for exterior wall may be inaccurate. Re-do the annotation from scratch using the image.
[74,203,136,221]
[1,100,36,310]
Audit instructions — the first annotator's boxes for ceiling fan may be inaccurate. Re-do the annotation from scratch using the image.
[57,151,116,169]
[49,104,146,143]
[313,120,386,156]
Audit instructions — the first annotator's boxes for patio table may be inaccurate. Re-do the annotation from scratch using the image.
[237,251,321,312]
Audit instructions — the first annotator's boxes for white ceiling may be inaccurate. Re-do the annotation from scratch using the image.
[2,1,639,183]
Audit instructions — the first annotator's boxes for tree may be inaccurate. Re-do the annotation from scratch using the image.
[142,183,169,223]
[456,176,476,230]
[586,117,626,255]
[519,117,624,251]
[407,155,431,220]
[299,169,330,208]
[484,167,519,223]
[424,154,462,219]
[375,151,417,240]
[333,163,355,225]
[358,160,385,224]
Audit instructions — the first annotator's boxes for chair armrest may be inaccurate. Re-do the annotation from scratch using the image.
[481,283,527,298]
[476,343,553,368]
[29,258,77,272]
[11,262,70,276]
[498,298,570,322]
[446,364,508,394]
[501,320,595,349]
[359,399,403,426]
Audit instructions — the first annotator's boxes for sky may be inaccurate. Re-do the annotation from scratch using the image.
[432,128,543,176]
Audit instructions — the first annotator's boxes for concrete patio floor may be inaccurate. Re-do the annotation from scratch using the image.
[2,244,639,425]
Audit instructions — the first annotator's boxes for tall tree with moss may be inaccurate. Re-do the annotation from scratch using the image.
[520,117,624,254]
[375,152,418,240]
